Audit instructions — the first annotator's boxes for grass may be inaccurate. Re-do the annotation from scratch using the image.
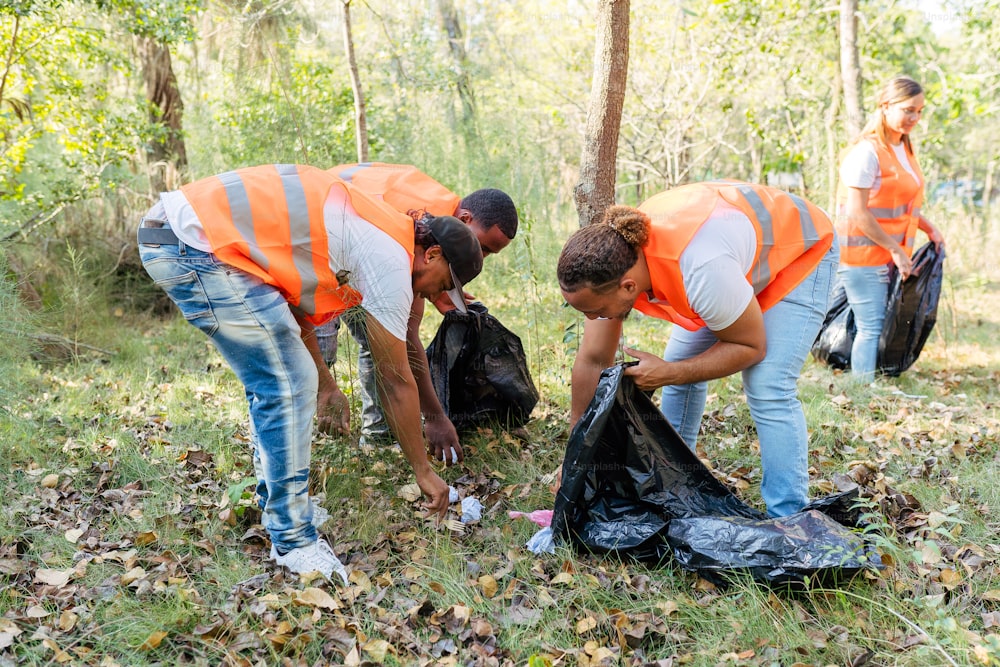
[2,205,1000,665]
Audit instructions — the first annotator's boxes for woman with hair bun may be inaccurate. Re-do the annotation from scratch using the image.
[837,75,944,383]
[557,182,838,517]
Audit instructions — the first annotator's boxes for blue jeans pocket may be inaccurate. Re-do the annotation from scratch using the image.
[144,260,219,335]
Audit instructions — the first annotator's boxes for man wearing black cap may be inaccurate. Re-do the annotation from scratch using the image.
[136,164,483,583]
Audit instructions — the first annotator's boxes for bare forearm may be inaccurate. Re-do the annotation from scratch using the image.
[570,352,613,427]
[852,210,904,252]
[648,341,764,386]
[296,313,337,391]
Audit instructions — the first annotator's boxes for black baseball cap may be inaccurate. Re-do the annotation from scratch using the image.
[426,215,483,313]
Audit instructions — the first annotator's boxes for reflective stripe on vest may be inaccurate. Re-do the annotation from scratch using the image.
[181,164,414,324]
[634,181,835,331]
[836,138,924,266]
[329,162,460,220]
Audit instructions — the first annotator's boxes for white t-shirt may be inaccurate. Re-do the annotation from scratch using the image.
[648,199,757,331]
[840,140,921,194]
[161,186,413,341]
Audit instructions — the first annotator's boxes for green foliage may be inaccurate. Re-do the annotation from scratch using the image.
[202,59,362,169]
[0,3,155,235]
[0,250,37,395]
[92,0,201,42]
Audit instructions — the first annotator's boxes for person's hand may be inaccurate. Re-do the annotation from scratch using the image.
[415,467,450,521]
[316,386,350,436]
[926,224,945,250]
[889,247,913,280]
[549,464,563,495]
[622,346,669,391]
[425,414,464,466]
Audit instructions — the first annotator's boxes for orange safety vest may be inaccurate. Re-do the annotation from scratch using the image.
[328,162,461,220]
[181,164,415,325]
[634,181,835,331]
[836,138,924,266]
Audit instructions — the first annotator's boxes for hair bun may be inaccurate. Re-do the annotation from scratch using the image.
[603,205,651,247]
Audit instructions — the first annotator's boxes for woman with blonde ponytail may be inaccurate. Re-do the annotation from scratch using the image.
[558,181,837,517]
[837,75,945,383]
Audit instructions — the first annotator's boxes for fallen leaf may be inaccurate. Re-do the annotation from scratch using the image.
[361,638,393,662]
[41,474,59,488]
[550,572,574,585]
[42,638,72,663]
[134,531,158,547]
[34,568,72,587]
[293,587,340,610]
[472,618,493,638]
[576,615,598,635]
[139,630,168,651]
[655,600,679,616]
[398,484,421,502]
[479,574,499,598]
[939,568,963,588]
[64,529,84,544]
[505,605,542,626]
[58,611,78,632]
[25,606,50,619]
[121,567,147,585]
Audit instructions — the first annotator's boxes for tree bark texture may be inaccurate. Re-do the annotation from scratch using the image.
[839,0,865,138]
[826,67,843,213]
[574,0,629,228]
[342,0,369,162]
[437,0,477,139]
[138,36,188,194]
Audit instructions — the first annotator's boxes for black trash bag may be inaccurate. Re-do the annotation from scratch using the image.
[812,242,944,375]
[552,364,881,586]
[878,242,945,376]
[667,510,874,586]
[810,281,855,370]
[425,302,539,431]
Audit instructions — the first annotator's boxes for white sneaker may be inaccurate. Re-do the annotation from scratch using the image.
[270,538,348,585]
[310,497,330,529]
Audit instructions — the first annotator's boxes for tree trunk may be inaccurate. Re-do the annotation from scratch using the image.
[984,159,995,221]
[574,0,630,228]
[342,0,369,162]
[138,36,187,194]
[436,0,477,142]
[839,0,864,138]
[826,67,843,213]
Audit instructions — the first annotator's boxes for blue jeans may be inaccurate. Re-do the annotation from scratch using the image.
[315,316,391,440]
[838,264,891,383]
[139,224,319,553]
[660,244,838,517]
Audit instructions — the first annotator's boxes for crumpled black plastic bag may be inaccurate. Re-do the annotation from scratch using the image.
[810,281,855,370]
[552,364,881,586]
[879,242,945,376]
[811,242,944,375]
[425,302,539,431]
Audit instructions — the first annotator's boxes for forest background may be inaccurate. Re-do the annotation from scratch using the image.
[2,0,1000,665]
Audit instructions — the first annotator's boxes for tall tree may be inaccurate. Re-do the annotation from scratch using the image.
[341,0,369,162]
[574,0,629,227]
[839,0,864,137]
[138,36,187,193]
[436,0,478,143]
